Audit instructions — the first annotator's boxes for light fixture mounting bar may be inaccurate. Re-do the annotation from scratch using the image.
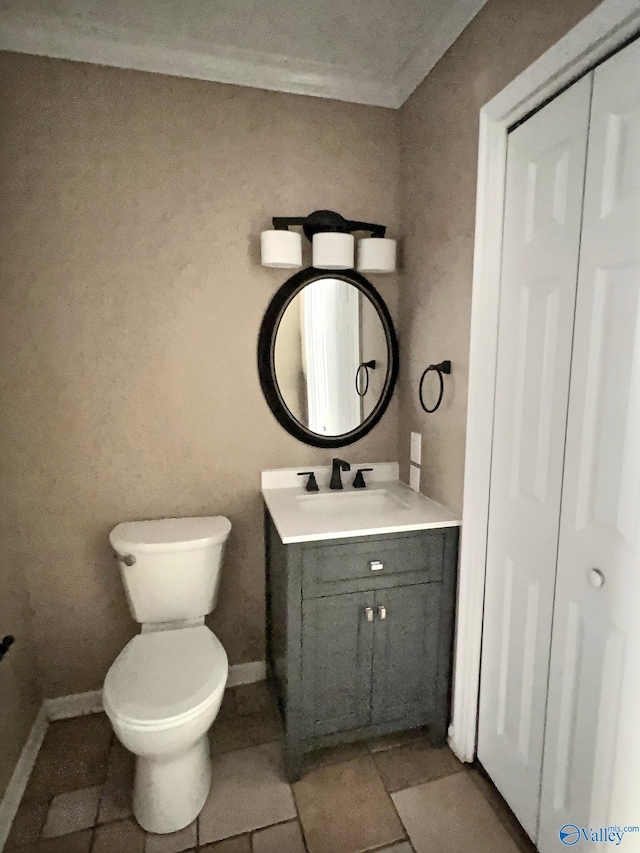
[271,209,386,240]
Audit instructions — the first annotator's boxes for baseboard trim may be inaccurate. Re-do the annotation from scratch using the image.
[43,660,266,720]
[0,704,48,851]
[227,660,266,688]
[44,689,104,721]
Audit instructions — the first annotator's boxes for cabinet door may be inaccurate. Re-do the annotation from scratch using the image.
[371,583,441,726]
[301,591,373,736]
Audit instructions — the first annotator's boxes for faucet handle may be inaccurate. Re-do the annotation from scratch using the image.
[297,471,319,492]
[352,468,373,489]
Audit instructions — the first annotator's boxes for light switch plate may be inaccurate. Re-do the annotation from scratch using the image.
[410,431,422,465]
[409,464,420,492]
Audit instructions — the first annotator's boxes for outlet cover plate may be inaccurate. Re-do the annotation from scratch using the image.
[410,432,422,465]
[409,464,420,492]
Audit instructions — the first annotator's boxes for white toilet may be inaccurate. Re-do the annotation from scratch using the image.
[103,516,231,834]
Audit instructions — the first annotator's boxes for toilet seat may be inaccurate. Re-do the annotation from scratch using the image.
[104,625,227,730]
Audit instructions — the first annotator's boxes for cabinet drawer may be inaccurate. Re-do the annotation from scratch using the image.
[302,532,444,597]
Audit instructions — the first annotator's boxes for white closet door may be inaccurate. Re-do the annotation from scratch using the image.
[538,37,640,851]
[477,75,592,838]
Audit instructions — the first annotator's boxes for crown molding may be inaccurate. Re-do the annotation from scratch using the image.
[393,0,488,105]
[0,0,488,108]
[0,17,400,108]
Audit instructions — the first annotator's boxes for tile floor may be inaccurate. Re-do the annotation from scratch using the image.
[5,682,538,853]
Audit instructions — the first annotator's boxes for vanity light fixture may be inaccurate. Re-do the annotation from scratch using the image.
[357,236,397,274]
[260,229,302,269]
[260,209,396,272]
[312,231,354,270]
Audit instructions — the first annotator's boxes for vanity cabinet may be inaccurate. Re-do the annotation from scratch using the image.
[265,508,459,781]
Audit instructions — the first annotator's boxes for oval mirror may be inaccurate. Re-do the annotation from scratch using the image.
[258,268,399,448]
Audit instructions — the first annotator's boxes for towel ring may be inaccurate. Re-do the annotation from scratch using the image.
[355,360,377,397]
[419,360,451,413]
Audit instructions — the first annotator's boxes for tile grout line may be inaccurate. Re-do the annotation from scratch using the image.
[371,759,412,853]
[382,763,466,796]
[466,767,535,852]
[209,736,282,760]
[33,730,114,847]
[294,750,413,853]
[288,773,310,853]
[301,748,413,853]
[90,729,115,843]
[369,733,463,853]
[285,731,465,853]
[296,813,309,853]
[364,842,417,853]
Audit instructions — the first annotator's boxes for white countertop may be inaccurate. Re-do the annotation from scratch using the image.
[261,463,461,544]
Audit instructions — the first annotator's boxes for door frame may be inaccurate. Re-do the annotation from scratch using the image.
[449,0,640,764]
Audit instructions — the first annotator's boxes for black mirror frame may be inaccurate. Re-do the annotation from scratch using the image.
[258,267,399,448]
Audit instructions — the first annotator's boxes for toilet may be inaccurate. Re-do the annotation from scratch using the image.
[103,516,231,834]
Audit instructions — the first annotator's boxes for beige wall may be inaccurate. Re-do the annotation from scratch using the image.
[0,53,400,697]
[397,0,602,516]
[0,0,603,709]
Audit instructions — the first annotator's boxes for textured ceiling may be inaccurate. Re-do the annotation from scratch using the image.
[0,0,488,106]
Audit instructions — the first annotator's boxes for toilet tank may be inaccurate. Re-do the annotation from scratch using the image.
[109,517,232,625]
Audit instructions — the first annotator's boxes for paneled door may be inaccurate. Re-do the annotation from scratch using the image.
[477,75,592,838]
[538,37,640,851]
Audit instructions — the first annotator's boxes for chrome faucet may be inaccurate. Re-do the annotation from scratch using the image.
[330,458,351,490]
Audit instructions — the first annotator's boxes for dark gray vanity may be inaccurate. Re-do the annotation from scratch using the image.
[256,216,460,781]
[264,506,459,781]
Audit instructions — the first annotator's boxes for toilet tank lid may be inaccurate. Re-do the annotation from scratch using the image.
[109,516,231,553]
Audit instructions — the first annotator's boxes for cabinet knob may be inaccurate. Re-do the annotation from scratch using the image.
[365,606,374,622]
[370,560,383,572]
[377,605,387,620]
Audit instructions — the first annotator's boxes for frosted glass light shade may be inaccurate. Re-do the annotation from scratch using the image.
[312,232,355,270]
[261,230,302,268]
[357,237,397,273]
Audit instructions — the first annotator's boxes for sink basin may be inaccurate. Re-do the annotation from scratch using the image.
[295,488,410,515]
[261,468,461,543]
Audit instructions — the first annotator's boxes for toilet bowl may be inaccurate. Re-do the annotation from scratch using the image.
[104,625,228,833]
[104,516,231,834]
